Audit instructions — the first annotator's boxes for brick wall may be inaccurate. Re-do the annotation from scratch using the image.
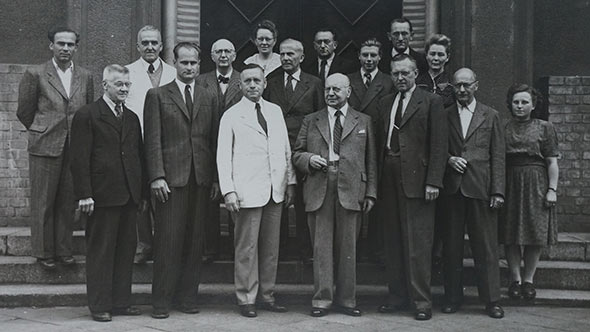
[548,76,590,232]
[0,64,30,227]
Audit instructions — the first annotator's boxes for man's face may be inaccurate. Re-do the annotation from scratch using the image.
[254,28,276,56]
[388,22,412,53]
[390,58,418,92]
[137,30,162,63]
[239,68,266,102]
[50,32,77,64]
[359,46,381,72]
[211,40,236,70]
[280,44,304,74]
[174,47,200,83]
[426,44,449,73]
[453,70,478,106]
[313,31,337,59]
[324,75,351,109]
[103,72,131,103]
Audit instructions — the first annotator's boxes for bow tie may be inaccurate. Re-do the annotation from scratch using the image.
[218,75,229,84]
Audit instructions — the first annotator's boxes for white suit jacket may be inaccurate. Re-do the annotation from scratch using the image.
[125,58,176,131]
[217,97,296,208]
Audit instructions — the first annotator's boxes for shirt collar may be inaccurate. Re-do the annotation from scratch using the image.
[391,47,410,57]
[361,68,378,80]
[52,58,73,73]
[242,96,265,109]
[399,84,417,100]
[284,68,301,82]
[175,78,195,93]
[457,98,477,113]
[328,103,349,117]
[102,94,122,114]
[319,53,335,66]
[140,57,161,71]
[216,68,233,80]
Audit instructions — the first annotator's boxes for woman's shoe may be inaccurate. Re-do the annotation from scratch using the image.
[521,282,536,300]
[508,281,522,299]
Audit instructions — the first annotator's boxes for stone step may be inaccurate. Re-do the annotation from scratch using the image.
[2,227,590,261]
[2,283,590,308]
[0,256,590,291]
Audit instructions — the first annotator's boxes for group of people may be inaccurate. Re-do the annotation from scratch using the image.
[16,16,559,323]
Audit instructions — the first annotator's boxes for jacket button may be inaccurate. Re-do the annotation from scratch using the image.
[121,152,125,156]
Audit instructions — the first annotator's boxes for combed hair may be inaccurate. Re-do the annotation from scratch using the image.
[173,42,201,59]
[391,53,417,69]
[390,17,413,32]
[315,28,338,42]
[102,64,129,81]
[48,26,80,43]
[252,19,278,40]
[360,38,383,56]
[137,25,161,42]
[424,34,451,55]
[506,83,543,111]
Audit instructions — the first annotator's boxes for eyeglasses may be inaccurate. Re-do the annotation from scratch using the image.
[314,39,334,46]
[453,81,478,89]
[112,81,132,88]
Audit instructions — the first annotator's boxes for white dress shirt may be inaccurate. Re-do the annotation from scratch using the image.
[284,68,301,90]
[102,95,123,117]
[52,58,73,98]
[175,79,195,103]
[327,103,348,161]
[458,99,476,138]
[318,53,335,80]
[216,69,233,94]
[386,84,416,149]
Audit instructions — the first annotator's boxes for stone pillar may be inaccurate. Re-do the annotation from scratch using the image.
[162,0,178,63]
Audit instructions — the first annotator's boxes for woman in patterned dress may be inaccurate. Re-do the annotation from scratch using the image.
[501,84,559,300]
[243,19,281,77]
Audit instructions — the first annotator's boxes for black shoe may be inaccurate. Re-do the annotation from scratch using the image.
[91,312,112,322]
[240,304,257,318]
[441,304,459,314]
[58,256,76,266]
[37,258,57,270]
[310,307,329,317]
[112,306,142,316]
[521,282,536,300]
[151,309,169,319]
[377,303,405,313]
[134,252,151,264]
[415,308,432,321]
[257,302,287,313]
[485,303,504,319]
[508,281,522,299]
[335,305,362,317]
[177,304,200,314]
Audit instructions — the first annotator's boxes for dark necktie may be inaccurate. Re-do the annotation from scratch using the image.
[114,103,123,119]
[256,102,268,135]
[389,92,405,151]
[184,85,193,116]
[333,110,343,155]
[285,75,294,100]
[364,72,372,89]
[148,63,155,74]
[218,75,229,84]
[319,59,327,81]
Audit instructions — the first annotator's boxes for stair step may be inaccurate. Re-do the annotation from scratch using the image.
[2,283,590,308]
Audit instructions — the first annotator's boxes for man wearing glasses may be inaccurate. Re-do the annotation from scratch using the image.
[303,28,355,81]
[125,25,176,264]
[380,18,428,75]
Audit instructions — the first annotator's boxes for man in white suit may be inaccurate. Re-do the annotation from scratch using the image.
[125,25,176,263]
[217,63,296,318]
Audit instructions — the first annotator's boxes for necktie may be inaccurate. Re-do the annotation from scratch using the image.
[319,59,327,81]
[364,72,372,88]
[285,75,294,100]
[218,75,229,84]
[389,92,405,151]
[148,63,155,74]
[114,103,123,119]
[333,110,343,155]
[184,85,193,117]
[256,102,268,135]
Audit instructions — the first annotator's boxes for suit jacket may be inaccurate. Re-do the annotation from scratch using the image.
[379,47,428,76]
[302,55,356,79]
[347,70,394,119]
[143,81,219,187]
[263,69,325,146]
[293,107,377,212]
[16,60,94,157]
[376,88,447,198]
[217,97,296,208]
[195,69,242,117]
[70,98,145,207]
[125,58,176,130]
[442,102,505,200]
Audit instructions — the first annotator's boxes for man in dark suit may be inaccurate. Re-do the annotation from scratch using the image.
[16,27,94,270]
[376,54,447,321]
[439,68,505,319]
[70,65,144,322]
[263,38,324,262]
[293,73,377,318]
[302,29,356,81]
[144,42,220,319]
[196,38,242,263]
[380,18,428,75]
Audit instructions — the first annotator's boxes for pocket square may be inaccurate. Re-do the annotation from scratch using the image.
[358,129,366,134]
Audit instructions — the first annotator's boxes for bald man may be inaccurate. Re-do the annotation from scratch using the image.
[293,73,377,317]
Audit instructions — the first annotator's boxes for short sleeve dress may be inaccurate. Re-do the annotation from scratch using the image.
[500,118,559,246]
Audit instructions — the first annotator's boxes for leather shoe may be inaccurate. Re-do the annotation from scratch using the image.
[508,281,522,299]
[415,308,432,321]
[310,307,329,317]
[521,282,536,300]
[151,309,169,319]
[112,306,142,316]
[240,304,257,318]
[257,302,287,312]
[37,258,57,270]
[58,256,76,265]
[134,252,151,264]
[177,304,200,314]
[335,305,362,317]
[378,303,404,313]
[441,304,459,314]
[485,303,504,319]
[91,312,112,322]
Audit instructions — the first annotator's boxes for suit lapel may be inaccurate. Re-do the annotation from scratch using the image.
[400,89,422,128]
[167,83,191,120]
[314,109,330,146]
[341,109,359,141]
[361,73,385,111]
[287,75,310,112]
[121,106,132,141]
[447,104,463,140]
[239,104,266,136]
[350,73,367,106]
[98,99,122,133]
[224,71,241,107]
[465,104,486,141]
[382,96,395,137]
[191,86,201,120]
[69,66,82,99]
[45,62,69,101]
